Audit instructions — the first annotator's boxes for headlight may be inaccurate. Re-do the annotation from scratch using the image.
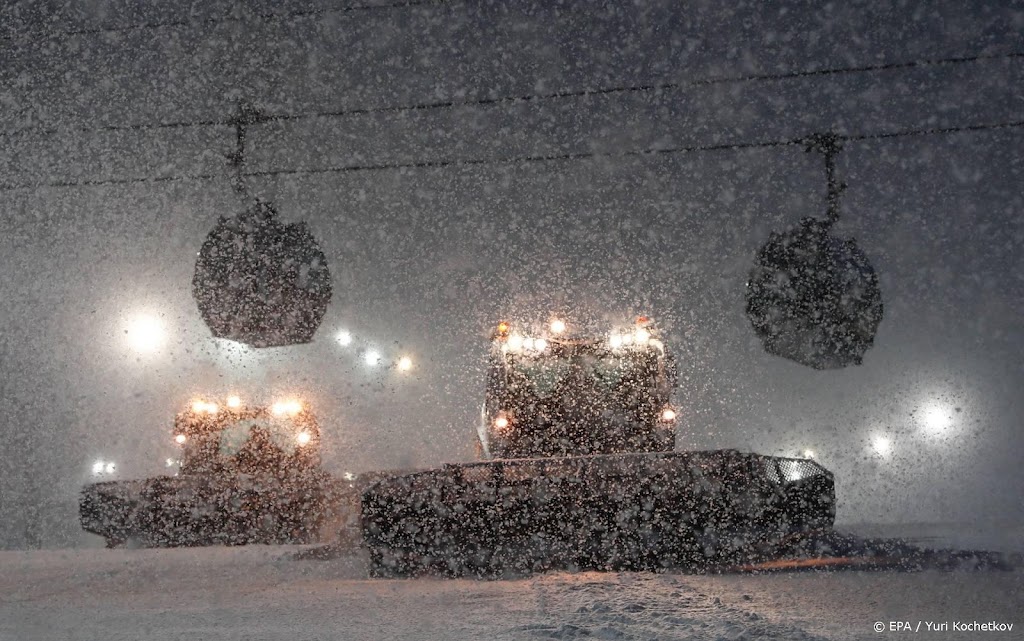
[397,356,413,371]
[660,408,677,422]
[507,335,524,351]
[549,319,566,334]
[608,333,623,349]
[534,338,548,352]
[174,434,188,445]
[296,431,312,446]
[364,350,382,366]
[226,395,242,408]
[493,414,510,431]
[92,461,104,475]
[634,328,651,345]
[336,330,353,346]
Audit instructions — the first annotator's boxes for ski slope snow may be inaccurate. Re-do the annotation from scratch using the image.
[2,525,1021,641]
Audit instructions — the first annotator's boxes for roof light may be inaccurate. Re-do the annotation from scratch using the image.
[272,400,303,416]
[496,322,510,337]
[549,319,567,334]
[190,401,218,414]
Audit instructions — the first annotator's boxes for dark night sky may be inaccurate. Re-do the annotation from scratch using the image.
[0,0,1022,547]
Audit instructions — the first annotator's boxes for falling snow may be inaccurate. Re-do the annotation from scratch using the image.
[1,1,1022,639]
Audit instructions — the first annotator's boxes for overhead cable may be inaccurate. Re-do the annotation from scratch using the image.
[1,119,1020,193]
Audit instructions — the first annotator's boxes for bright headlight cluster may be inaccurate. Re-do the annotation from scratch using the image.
[608,317,663,351]
[191,400,220,414]
[272,399,303,416]
[609,329,654,348]
[494,320,562,354]
[91,460,116,476]
[504,334,550,354]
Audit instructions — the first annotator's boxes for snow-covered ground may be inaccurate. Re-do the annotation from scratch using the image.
[2,525,1020,641]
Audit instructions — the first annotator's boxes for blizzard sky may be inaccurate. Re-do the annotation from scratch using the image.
[0,0,1022,548]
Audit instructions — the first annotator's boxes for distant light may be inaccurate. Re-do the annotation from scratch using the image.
[336,330,353,346]
[296,431,312,446]
[550,319,567,334]
[165,458,177,467]
[342,472,357,481]
[921,404,953,435]
[364,350,382,366]
[397,356,413,372]
[174,434,187,445]
[871,434,892,458]
[802,449,815,459]
[125,313,166,353]
[226,395,242,408]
